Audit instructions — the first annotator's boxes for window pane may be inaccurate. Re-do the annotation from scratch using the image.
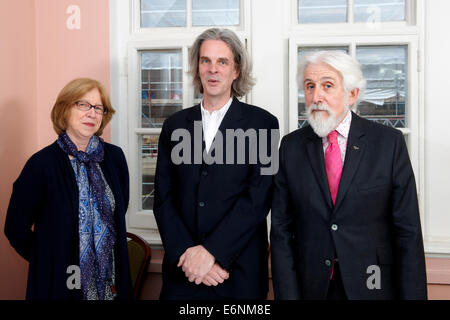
[298,0,347,24]
[192,0,239,26]
[141,134,159,210]
[141,50,182,128]
[354,0,405,22]
[297,46,349,128]
[141,0,186,28]
[356,45,407,128]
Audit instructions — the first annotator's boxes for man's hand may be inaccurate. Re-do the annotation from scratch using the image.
[177,245,215,284]
[201,263,230,286]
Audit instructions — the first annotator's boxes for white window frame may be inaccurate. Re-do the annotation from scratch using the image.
[132,0,250,34]
[292,0,416,28]
[287,0,426,249]
[110,0,251,244]
[127,41,191,234]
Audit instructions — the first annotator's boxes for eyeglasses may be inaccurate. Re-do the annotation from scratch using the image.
[74,100,107,115]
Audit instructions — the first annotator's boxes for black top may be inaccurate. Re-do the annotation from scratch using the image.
[154,98,279,299]
[270,113,427,299]
[4,140,132,300]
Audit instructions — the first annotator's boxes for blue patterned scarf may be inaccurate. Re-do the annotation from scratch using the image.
[57,133,116,300]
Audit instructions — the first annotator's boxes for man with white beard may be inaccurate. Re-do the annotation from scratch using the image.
[270,51,427,300]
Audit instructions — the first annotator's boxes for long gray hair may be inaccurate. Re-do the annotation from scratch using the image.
[189,28,255,97]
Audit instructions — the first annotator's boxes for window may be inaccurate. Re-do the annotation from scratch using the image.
[297,0,407,24]
[298,0,347,24]
[289,1,420,175]
[356,45,407,128]
[140,0,186,28]
[141,133,159,211]
[111,0,250,243]
[192,0,240,26]
[139,0,242,29]
[111,0,422,245]
[139,50,183,213]
[354,0,405,22]
[141,50,183,129]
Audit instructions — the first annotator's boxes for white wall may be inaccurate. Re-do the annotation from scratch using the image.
[250,0,290,136]
[424,0,450,255]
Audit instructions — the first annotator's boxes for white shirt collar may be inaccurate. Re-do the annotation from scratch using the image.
[200,97,233,118]
[335,110,352,139]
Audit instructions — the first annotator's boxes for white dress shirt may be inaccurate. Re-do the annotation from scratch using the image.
[322,110,352,163]
[201,97,233,153]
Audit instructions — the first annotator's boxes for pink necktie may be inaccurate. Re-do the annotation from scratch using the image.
[325,130,342,205]
[325,131,342,280]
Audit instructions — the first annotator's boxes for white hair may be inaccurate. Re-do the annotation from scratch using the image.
[297,50,366,109]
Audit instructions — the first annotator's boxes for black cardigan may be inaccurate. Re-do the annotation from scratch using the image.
[4,141,132,299]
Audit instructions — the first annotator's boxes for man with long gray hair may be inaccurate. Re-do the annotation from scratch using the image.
[154,28,279,299]
[270,50,426,300]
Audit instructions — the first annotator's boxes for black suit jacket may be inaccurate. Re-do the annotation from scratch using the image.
[4,141,132,299]
[154,98,279,299]
[270,112,427,300]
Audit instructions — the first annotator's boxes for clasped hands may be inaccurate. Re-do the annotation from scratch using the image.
[177,245,229,286]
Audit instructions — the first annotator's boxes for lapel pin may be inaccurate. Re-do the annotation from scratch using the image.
[353,145,359,150]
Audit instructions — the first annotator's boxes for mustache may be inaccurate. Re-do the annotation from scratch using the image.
[308,104,331,112]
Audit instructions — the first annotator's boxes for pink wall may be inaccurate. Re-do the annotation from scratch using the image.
[0,0,37,300]
[36,0,111,148]
[0,0,110,299]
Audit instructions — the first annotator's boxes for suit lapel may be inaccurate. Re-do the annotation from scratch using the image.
[205,98,243,158]
[334,112,366,213]
[186,100,243,164]
[186,103,202,123]
[305,127,333,209]
[186,104,204,164]
[217,98,244,135]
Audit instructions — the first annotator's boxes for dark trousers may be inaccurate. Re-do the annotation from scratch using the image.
[326,262,348,300]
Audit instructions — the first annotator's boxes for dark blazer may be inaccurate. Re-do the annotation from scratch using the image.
[4,140,132,300]
[154,98,279,299]
[270,112,427,300]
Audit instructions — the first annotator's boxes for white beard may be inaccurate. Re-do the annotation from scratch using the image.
[306,104,349,137]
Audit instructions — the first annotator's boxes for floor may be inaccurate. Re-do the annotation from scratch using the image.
[138,249,450,300]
